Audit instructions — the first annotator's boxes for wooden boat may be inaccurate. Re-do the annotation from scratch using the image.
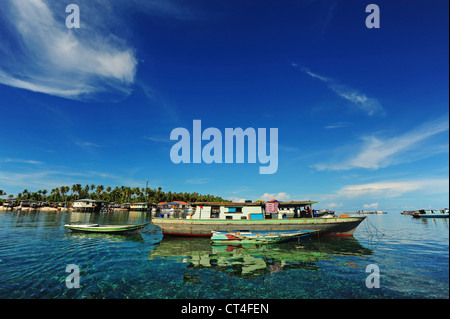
[64,223,149,234]
[412,209,449,218]
[211,230,317,245]
[152,201,366,237]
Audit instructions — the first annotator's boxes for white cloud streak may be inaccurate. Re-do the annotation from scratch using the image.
[310,178,449,211]
[185,178,211,185]
[362,202,379,209]
[335,179,449,199]
[143,135,171,143]
[0,0,137,99]
[324,122,352,129]
[314,117,449,171]
[75,141,102,149]
[292,64,384,116]
[1,158,43,165]
[259,192,291,201]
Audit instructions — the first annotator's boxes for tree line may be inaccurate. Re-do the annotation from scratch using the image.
[0,185,229,204]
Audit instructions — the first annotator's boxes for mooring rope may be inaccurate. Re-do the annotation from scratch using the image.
[363,217,385,241]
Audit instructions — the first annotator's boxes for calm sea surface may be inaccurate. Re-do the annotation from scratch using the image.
[0,210,448,299]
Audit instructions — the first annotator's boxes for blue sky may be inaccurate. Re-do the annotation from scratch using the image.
[0,0,448,212]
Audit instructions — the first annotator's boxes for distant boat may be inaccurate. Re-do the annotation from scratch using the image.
[401,210,418,215]
[211,230,317,245]
[412,209,449,219]
[64,223,149,234]
[355,210,387,214]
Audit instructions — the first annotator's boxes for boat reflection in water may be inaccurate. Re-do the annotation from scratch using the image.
[148,237,373,279]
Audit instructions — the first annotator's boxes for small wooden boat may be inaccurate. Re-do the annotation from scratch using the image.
[64,223,149,234]
[412,209,449,219]
[211,229,317,245]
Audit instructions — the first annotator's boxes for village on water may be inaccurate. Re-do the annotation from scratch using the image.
[1,183,447,240]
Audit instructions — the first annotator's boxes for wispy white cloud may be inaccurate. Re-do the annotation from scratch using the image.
[324,122,352,129]
[0,0,137,99]
[335,179,449,199]
[75,141,101,148]
[328,202,343,209]
[362,202,379,210]
[143,135,171,143]
[226,196,246,203]
[73,141,102,154]
[309,177,449,211]
[292,64,384,116]
[314,117,449,171]
[185,178,211,185]
[0,0,202,100]
[1,158,43,165]
[259,192,291,201]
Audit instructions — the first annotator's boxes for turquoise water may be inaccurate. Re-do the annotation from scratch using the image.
[0,210,448,299]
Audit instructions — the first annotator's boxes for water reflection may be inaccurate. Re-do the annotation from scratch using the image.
[148,236,373,279]
[64,231,146,243]
[2,209,153,229]
[416,216,449,229]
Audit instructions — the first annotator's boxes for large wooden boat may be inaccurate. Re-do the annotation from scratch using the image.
[152,201,366,237]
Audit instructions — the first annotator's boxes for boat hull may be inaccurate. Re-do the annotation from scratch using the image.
[64,223,149,234]
[152,217,366,237]
[412,214,449,218]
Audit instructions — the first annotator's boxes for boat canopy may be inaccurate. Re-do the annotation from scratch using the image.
[191,200,317,207]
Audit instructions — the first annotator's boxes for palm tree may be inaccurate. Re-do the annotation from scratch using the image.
[96,185,104,200]
[72,184,82,200]
[71,184,77,199]
[22,189,30,200]
[82,185,90,198]
[105,186,112,202]
[132,187,141,202]
[60,186,69,202]
[54,187,61,202]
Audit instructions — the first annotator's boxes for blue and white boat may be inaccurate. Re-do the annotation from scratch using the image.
[412,209,449,218]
